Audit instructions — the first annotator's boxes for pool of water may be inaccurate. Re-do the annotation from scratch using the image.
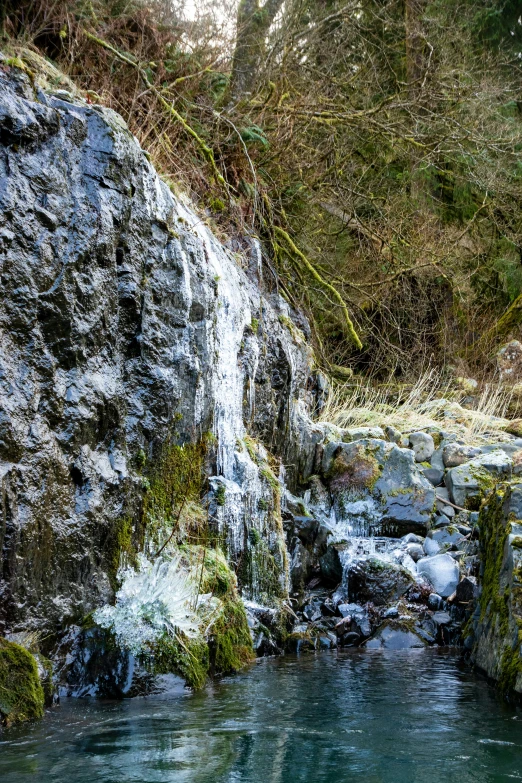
[1,649,521,783]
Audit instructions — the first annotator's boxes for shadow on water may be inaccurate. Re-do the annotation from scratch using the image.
[1,649,522,783]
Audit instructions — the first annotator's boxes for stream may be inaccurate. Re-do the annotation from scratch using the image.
[1,650,521,782]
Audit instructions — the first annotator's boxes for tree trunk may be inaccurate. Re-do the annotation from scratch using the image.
[226,0,284,105]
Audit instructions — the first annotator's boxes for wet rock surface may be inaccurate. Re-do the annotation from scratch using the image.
[0,66,318,639]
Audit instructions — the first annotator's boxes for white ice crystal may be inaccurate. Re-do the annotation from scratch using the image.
[94,553,218,655]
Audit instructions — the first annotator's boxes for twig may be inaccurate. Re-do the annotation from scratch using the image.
[435,494,469,513]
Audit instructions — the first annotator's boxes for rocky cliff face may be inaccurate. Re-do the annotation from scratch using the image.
[471,483,522,697]
[0,61,319,639]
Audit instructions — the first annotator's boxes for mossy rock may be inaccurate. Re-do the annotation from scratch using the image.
[0,639,44,727]
[148,546,253,687]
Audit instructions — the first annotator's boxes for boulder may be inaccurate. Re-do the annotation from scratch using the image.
[455,576,478,604]
[347,557,414,606]
[365,623,425,650]
[409,432,435,462]
[322,439,435,534]
[320,542,349,584]
[417,553,460,598]
[445,451,512,509]
[443,443,482,468]
[290,540,312,595]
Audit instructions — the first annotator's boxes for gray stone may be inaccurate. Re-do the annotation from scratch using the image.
[417,553,460,598]
[384,426,402,444]
[340,426,385,442]
[303,603,322,622]
[455,576,478,603]
[347,557,414,606]
[409,432,435,462]
[430,447,445,471]
[445,451,512,508]
[435,487,455,518]
[320,542,349,584]
[383,606,399,618]
[405,543,424,562]
[290,540,312,595]
[429,526,464,551]
[432,611,451,625]
[428,593,443,610]
[401,533,424,544]
[365,624,425,650]
[434,514,452,528]
[339,631,361,647]
[422,467,444,486]
[423,536,441,556]
[443,443,482,468]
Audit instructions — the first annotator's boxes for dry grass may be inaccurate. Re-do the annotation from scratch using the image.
[318,369,514,445]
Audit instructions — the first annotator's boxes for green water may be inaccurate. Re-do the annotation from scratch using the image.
[1,650,521,782]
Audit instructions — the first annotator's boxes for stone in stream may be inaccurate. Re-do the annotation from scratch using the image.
[417,553,460,598]
[409,432,435,462]
[365,623,425,650]
[339,631,362,647]
[347,558,414,606]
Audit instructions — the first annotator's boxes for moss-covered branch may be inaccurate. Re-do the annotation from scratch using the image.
[83,30,226,188]
[274,226,363,350]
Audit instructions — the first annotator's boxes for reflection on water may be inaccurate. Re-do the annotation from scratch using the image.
[1,650,522,783]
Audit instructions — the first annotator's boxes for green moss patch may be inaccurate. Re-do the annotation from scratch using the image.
[0,639,44,727]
